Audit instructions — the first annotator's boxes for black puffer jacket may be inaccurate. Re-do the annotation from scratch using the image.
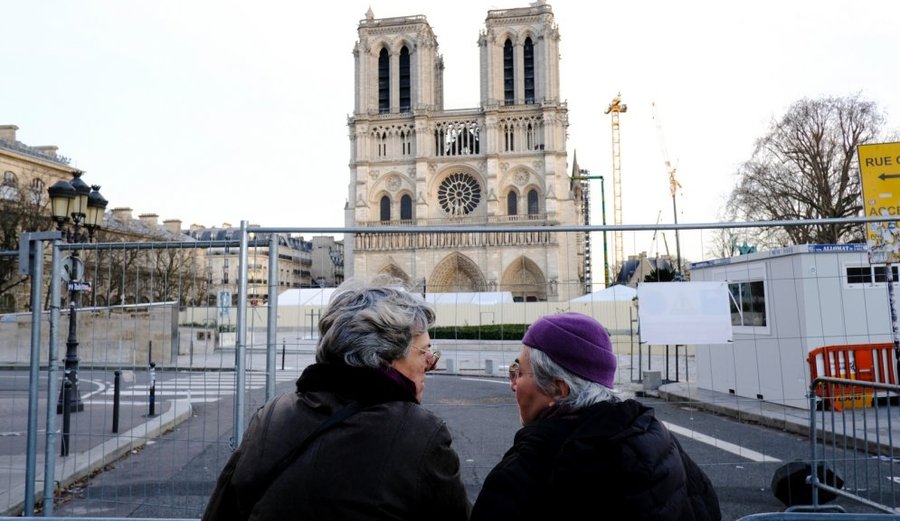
[202,363,470,521]
[471,398,720,521]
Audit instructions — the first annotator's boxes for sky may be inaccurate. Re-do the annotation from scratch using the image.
[4,0,899,264]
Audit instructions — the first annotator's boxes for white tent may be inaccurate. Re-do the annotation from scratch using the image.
[277,289,515,306]
[277,288,336,306]
[570,285,637,303]
[425,292,514,305]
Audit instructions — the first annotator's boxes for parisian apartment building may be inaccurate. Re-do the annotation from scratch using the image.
[1,125,341,312]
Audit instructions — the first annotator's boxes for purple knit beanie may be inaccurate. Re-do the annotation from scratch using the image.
[522,312,616,387]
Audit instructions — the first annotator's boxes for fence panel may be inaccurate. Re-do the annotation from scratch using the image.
[0,220,898,519]
[805,377,900,513]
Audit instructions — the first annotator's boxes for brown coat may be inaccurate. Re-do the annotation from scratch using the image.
[202,364,470,521]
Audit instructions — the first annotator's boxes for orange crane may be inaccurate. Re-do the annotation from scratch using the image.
[605,94,627,275]
[651,101,683,279]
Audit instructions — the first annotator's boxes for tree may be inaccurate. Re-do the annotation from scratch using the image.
[0,179,52,311]
[644,265,677,283]
[726,94,887,246]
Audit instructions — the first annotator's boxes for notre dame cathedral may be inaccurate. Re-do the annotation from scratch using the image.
[345,1,585,302]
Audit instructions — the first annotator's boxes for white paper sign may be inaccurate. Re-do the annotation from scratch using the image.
[637,281,732,345]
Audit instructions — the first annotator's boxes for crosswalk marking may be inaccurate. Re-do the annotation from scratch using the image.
[92,370,299,405]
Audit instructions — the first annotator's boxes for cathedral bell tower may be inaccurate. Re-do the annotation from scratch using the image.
[346,2,582,302]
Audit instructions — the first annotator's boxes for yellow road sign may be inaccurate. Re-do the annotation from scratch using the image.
[859,142,900,263]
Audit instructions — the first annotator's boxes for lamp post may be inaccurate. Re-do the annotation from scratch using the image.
[573,172,610,288]
[47,171,108,417]
[328,248,344,287]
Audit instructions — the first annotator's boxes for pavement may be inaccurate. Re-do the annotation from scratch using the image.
[2,395,191,517]
[3,341,898,517]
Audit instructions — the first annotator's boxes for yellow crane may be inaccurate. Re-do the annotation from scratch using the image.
[651,101,683,278]
[605,94,627,277]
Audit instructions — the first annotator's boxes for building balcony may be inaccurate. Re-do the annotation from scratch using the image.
[356,212,556,228]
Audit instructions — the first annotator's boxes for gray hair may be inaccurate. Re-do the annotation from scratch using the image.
[527,346,619,409]
[316,278,435,369]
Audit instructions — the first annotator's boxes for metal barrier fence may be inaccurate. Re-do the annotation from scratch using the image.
[737,514,900,521]
[1,218,900,519]
[801,377,900,513]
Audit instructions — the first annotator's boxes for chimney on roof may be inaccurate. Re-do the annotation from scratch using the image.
[163,219,182,234]
[138,213,159,227]
[111,207,133,221]
[33,145,59,157]
[0,125,19,142]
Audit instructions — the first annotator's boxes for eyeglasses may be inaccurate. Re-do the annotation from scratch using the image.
[412,344,441,372]
[508,361,533,382]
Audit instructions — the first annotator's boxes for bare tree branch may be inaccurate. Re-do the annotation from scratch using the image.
[726,94,886,245]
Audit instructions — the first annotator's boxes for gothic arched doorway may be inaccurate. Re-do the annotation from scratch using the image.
[378,264,410,286]
[500,256,547,302]
[428,253,487,293]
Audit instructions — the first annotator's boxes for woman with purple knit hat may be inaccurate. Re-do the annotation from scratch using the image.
[471,311,721,521]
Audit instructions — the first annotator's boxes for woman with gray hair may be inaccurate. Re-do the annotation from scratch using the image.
[203,279,469,521]
[471,311,720,521]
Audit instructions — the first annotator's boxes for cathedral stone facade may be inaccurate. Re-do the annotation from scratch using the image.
[345,1,585,302]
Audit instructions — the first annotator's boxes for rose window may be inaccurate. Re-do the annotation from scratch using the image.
[438,173,481,216]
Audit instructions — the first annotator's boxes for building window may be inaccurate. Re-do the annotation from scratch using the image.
[527,189,539,216]
[438,172,481,216]
[1,171,18,201]
[846,264,899,285]
[846,266,871,284]
[400,194,412,220]
[378,131,388,158]
[399,46,410,112]
[523,37,534,104]
[507,190,518,215]
[504,122,514,152]
[378,48,390,114]
[503,39,514,105]
[29,178,45,205]
[874,265,899,282]
[728,280,766,327]
[380,195,391,222]
[401,129,412,156]
[435,121,480,157]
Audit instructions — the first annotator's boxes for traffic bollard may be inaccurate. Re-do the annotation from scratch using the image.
[61,379,71,457]
[112,370,121,433]
[148,362,157,417]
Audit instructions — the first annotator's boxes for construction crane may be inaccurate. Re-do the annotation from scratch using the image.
[651,101,683,279]
[649,211,674,281]
[605,94,627,277]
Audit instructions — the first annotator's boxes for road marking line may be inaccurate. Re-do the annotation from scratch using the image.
[460,377,508,385]
[663,421,781,463]
[454,379,781,463]
[79,378,107,400]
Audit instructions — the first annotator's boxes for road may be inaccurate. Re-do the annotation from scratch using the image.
[25,371,891,519]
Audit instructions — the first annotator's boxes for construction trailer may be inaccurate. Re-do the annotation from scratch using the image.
[689,244,896,408]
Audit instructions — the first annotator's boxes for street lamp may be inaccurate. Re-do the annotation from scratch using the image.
[328,247,344,287]
[47,171,108,417]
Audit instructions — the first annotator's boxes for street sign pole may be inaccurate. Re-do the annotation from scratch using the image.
[858,142,900,385]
